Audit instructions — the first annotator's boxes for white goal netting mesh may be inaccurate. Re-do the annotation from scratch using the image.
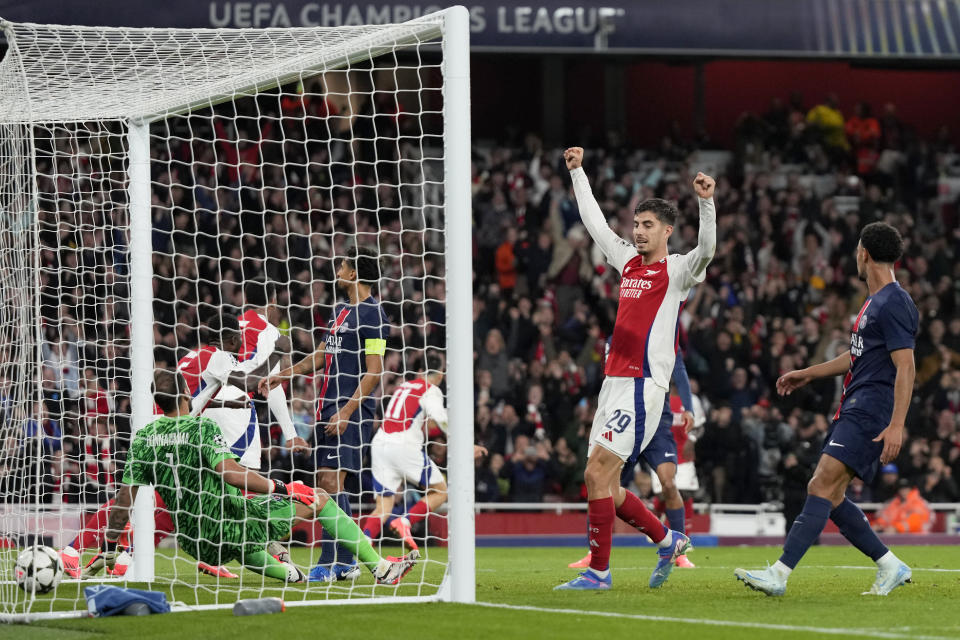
[0,13,460,617]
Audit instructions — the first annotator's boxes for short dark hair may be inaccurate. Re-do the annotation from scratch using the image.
[634,198,678,226]
[424,352,444,376]
[203,313,240,346]
[153,368,183,412]
[244,279,276,308]
[344,246,380,284]
[860,222,903,264]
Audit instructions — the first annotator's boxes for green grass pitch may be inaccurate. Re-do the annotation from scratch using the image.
[11,545,960,639]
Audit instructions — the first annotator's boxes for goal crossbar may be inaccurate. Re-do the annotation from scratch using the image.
[0,14,445,124]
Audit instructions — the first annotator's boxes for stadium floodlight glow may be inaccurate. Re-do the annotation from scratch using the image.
[0,5,473,619]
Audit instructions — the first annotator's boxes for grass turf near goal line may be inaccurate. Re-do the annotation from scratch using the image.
[15,545,960,640]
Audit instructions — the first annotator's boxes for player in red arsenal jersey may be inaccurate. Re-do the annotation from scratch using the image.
[239,280,308,454]
[361,353,449,551]
[556,147,716,591]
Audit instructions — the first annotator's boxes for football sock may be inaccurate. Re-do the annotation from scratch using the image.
[779,495,832,569]
[407,500,429,526]
[830,498,888,562]
[665,507,685,535]
[333,492,356,566]
[71,500,114,550]
[317,499,381,571]
[877,550,902,570]
[616,490,668,544]
[245,549,290,581]
[587,497,615,572]
[362,515,384,540]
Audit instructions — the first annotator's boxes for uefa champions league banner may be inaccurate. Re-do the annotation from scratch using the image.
[1,0,960,57]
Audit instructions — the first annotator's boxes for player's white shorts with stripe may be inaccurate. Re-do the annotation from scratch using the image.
[651,461,700,493]
[203,406,261,469]
[370,430,443,494]
[588,376,667,462]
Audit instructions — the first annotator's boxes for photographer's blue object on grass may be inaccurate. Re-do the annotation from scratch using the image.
[83,585,170,617]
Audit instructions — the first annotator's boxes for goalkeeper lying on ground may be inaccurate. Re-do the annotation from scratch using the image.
[87,369,418,585]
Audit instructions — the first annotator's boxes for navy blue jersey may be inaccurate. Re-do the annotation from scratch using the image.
[835,282,918,423]
[316,296,389,420]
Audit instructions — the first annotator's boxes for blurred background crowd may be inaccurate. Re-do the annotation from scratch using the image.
[10,85,960,535]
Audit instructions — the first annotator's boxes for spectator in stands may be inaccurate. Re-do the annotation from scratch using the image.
[504,444,550,503]
[874,480,932,534]
[806,92,849,155]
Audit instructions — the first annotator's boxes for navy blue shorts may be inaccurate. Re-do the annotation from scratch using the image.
[821,410,885,483]
[314,408,375,473]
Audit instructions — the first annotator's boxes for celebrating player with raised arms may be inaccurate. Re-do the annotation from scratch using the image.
[91,369,417,584]
[362,353,449,550]
[555,147,716,591]
[238,280,309,454]
[262,246,389,582]
[736,222,918,597]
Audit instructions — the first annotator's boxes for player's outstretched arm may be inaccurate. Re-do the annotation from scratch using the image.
[564,147,636,271]
[83,484,137,578]
[682,173,718,283]
[259,344,325,395]
[215,458,318,507]
[776,350,851,395]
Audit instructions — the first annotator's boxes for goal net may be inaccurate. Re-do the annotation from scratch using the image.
[0,6,473,619]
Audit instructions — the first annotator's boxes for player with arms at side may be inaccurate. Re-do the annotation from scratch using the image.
[736,222,917,596]
[262,246,390,582]
[239,280,309,454]
[361,353,449,550]
[90,369,417,584]
[556,147,717,591]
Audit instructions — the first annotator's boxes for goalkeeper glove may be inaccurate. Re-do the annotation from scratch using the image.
[271,479,317,507]
[82,538,131,578]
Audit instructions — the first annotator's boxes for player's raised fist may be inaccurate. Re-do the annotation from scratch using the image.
[564,147,583,171]
[693,172,716,199]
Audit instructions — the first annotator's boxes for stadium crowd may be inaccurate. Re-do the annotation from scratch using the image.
[13,85,960,530]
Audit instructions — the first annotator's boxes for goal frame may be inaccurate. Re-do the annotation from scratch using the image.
[0,4,474,617]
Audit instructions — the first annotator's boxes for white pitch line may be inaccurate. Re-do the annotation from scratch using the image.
[472,601,958,640]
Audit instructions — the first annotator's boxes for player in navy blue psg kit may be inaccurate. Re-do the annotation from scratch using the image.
[736,222,918,597]
[262,246,389,583]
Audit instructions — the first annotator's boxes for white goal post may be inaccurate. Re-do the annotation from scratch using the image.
[0,5,473,619]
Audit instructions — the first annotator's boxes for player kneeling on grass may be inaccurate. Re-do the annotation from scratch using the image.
[86,369,418,585]
[362,354,449,550]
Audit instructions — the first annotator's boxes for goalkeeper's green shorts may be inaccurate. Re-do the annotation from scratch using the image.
[188,495,297,566]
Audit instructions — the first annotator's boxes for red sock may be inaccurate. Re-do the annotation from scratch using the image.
[72,499,114,550]
[587,497,615,572]
[362,516,383,539]
[616,490,667,543]
[407,500,429,526]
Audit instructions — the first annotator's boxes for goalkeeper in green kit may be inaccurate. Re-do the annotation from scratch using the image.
[90,369,418,584]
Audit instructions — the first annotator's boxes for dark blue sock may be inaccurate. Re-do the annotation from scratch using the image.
[665,507,685,534]
[831,498,888,562]
[779,495,832,569]
[334,492,355,566]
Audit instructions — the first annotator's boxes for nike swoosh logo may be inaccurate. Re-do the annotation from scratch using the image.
[829,440,845,448]
[664,453,676,457]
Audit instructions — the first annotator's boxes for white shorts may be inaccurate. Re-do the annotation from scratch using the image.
[588,376,666,462]
[370,431,443,495]
[203,405,261,469]
[651,461,700,493]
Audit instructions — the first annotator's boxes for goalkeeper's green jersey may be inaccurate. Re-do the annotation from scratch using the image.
[122,414,292,564]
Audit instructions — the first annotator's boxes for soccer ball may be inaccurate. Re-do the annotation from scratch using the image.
[14,545,63,594]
